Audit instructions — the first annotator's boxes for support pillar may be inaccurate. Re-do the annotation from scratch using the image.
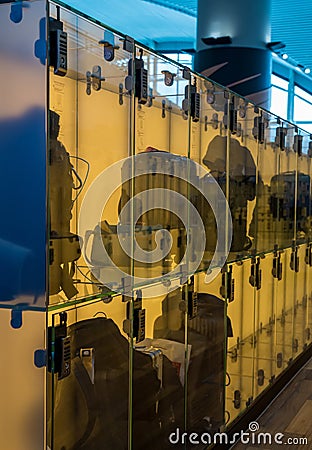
[194,0,272,108]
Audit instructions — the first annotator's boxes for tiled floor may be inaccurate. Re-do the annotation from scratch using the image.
[231,358,312,449]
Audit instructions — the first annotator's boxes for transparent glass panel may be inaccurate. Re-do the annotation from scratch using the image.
[48,295,137,450]
[141,286,187,447]
[226,260,254,424]
[281,125,297,361]
[48,4,135,450]
[305,134,312,349]
[252,254,275,397]
[48,3,135,306]
[187,271,228,433]
[293,130,311,356]
[188,77,231,270]
[253,111,278,253]
[274,250,291,371]
[227,96,257,262]
[128,47,191,447]
[129,47,191,287]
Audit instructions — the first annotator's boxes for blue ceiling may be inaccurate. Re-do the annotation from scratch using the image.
[61,0,196,49]
[62,0,312,71]
[142,0,197,17]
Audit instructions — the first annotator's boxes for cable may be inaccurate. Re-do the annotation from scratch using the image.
[75,263,98,285]
[72,167,83,190]
[70,155,90,203]
[226,372,231,386]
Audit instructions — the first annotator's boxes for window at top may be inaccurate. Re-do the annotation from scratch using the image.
[294,85,312,104]
[271,74,288,91]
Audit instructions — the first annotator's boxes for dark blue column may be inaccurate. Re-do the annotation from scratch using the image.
[194,0,272,108]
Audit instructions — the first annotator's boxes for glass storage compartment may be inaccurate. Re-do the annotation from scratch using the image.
[49,3,136,305]
[46,4,312,444]
[3,1,312,449]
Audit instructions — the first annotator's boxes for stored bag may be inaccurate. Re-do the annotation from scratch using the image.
[51,316,182,450]
[154,291,233,432]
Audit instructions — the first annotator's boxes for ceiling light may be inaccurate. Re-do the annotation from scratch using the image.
[281,53,288,60]
[304,67,311,74]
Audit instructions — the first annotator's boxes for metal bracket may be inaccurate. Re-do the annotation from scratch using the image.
[125,289,146,342]
[47,312,71,380]
[229,347,238,362]
[280,309,286,326]
[269,375,276,384]
[34,17,46,65]
[223,96,237,134]
[257,369,265,386]
[119,83,124,105]
[305,244,312,266]
[10,303,29,329]
[277,352,283,368]
[147,87,154,107]
[233,390,241,409]
[182,84,200,122]
[290,244,299,272]
[123,35,134,53]
[250,334,257,347]
[186,276,198,319]
[252,115,266,143]
[212,113,219,129]
[86,65,105,95]
[238,101,247,118]
[127,57,148,104]
[220,265,234,302]
[122,276,132,302]
[206,88,215,104]
[305,328,311,341]
[272,249,283,280]
[294,134,303,156]
[292,338,299,353]
[249,257,262,289]
[162,99,166,118]
[246,397,253,407]
[275,126,287,151]
[10,1,29,23]
[34,349,46,368]
[99,30,120,62]
[161,70,176,86]
[182,67,191,80]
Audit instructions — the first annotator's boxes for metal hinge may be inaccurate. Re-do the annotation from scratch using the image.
[220,265,235,302]
[249,257,262,290]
